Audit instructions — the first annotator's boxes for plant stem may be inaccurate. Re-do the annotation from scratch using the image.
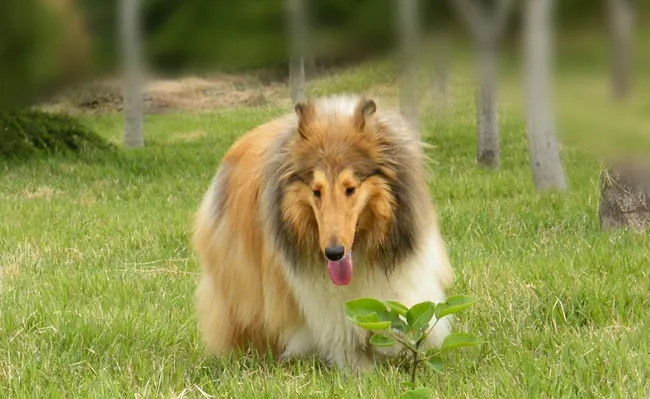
[424,317,441,338]
[410,349,418,385]
[387,330,418,353]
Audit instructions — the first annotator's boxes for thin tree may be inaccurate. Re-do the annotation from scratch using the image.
[303,0,317,80]
[430,30,451,118]
[397,0,421,137]
[286,0,307,104]
[606,0,635,101]
[523,0,567,191]
[120,0,144,148]
[450,0,513,169]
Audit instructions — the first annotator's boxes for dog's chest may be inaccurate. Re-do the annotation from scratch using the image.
[286,263,401,348]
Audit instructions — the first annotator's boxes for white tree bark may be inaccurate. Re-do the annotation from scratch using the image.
[476,39,499,167]
[120,0,144,148]
[398,0,421,137]
[607,0,635,101]
[287,0,307,104]
[450,0,512,169]
[524,0,567,191]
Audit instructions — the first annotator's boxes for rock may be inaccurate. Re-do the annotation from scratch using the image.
[598,160,650,231]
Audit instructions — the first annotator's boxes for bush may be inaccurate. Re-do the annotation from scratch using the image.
[0,109,113,159]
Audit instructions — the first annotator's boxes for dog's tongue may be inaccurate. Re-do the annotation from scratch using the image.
[327,253,353,285]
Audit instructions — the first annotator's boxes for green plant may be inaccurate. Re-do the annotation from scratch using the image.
[344,295,483,398]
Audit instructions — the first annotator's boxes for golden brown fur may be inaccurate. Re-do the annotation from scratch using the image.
[193,95,454,369]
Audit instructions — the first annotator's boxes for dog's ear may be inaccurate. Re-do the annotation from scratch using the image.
[354,98,377,130]
[294,101,315,140]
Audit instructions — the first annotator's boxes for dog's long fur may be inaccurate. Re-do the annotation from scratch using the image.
[193,95,455,370]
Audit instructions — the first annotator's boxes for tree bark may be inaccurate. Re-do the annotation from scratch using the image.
[599,161,650,231]
[287,0,307,104]
[430,31,451,117]
[524,0,567,191]
[398,0,421,137]
[476,40,500,168]
[607,0,635,101]
[449,0,512,169]
[120,0,144,148]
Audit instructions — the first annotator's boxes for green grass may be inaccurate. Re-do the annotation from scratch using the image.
[1,33,650,398]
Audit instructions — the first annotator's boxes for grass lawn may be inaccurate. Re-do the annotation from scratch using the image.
[1,31,649,398]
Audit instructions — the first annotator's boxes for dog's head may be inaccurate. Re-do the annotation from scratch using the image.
[280,97,407,285]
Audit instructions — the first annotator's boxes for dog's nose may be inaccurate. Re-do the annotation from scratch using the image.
[324,245,345,261]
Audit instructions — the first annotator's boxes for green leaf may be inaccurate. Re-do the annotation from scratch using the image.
[435,295,477,319]
[369,333,397,347]
[406,301,436,331]
[352,313,392,331]
[344,298,389,320]
[385,300,408,316]
[424,356,445,374]
[390,315,409,333]
[400,387,433,399]
[441,332,485,351]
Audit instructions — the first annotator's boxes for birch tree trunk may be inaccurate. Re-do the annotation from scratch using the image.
[287,0,306,104]
[476,39,500,168]
[449,0,512,169]
[398,0,420,137]
[524,0,567,191]
[607,0,635,101]
[120,0,144,148]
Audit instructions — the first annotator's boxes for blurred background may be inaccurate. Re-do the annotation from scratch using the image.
[1,0,648,164]
[1,4,649,395]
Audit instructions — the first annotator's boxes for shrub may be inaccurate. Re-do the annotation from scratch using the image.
[0,109,112,159]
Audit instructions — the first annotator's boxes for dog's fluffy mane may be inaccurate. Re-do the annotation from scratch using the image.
[260,95,435,273]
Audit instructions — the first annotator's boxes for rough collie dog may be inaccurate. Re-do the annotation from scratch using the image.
[193,95,454,371]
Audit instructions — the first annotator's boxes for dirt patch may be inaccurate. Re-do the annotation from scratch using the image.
[40,72,290,115]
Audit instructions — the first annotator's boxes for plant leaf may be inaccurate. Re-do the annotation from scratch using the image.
[435,295,477,319]
[369,333,397,347]
[424,356,445,374]
[344,298,389,320]
[441,332,485,351]
[390,314,409,333]
[406,301,436,331]
[352,313,392,331]
[385,300,408,316]
[400,387,433,399]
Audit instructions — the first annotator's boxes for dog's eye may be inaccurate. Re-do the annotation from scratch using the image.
[345,187,356,197]
[313,189,321,199]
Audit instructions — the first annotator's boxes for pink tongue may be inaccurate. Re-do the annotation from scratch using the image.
[327,254,353,285]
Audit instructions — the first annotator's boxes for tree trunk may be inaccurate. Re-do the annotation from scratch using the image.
[430,31,451,116]
[289,58,306,104]
[120,0,144,148]
[524,0,567,191]
[599,161,650,231]
[287,0,307,104]
[305,56,317,80]
[476,39,500,168]
[607,0,635,101]
[449,0,513,168]
[397,0,420,137]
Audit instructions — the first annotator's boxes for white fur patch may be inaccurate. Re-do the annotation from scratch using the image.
[313,95,361,119]
[281,229,452,368]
